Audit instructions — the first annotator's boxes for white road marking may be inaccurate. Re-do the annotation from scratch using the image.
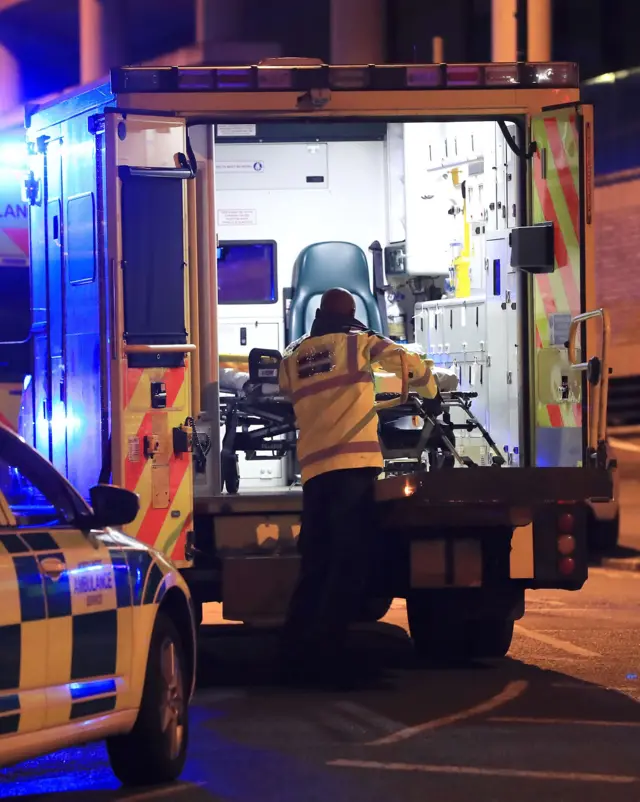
[366,680,528,746]
[333,701,406,734]
[514,624,601,657]
[489,716,640,727]
[327,759,639,784]
[122,782,206,801]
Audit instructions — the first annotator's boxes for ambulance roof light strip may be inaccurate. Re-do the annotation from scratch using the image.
[110,62,578,94]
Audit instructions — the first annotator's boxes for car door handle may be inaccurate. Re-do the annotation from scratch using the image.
[40,557,66,581]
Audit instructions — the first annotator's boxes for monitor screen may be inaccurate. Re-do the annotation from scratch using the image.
[217,241,277,305]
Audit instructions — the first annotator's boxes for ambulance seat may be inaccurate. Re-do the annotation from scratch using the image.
[287,241,383,343]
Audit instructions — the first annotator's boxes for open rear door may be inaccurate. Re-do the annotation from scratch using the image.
[105,112,195,566]
[529,104,594,468]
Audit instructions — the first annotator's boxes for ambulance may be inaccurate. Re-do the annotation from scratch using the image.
[0,133,30,432]
[23,58,614,660]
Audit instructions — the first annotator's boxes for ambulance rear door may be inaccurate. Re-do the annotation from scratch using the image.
[105,112,195,566]
[528,104,595,468]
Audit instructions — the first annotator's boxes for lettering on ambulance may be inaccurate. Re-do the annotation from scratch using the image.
[71,559,114,608]
[121,365,192,561]
[532,112,583,462]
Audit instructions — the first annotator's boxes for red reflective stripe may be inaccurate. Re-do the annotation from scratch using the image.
[544,117,580,240]
[299,440,381,469]
[548,405,563,428]
[411,371,432,388]
[370,337,394,361]
[291,371,371,403]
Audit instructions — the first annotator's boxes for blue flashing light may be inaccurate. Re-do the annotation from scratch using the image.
[68,678,117,700]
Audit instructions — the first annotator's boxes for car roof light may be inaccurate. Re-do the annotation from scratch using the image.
[447,64,483,86]
[257,67,294,89]
[112,68,175,93]
[178,68,216,91]
[405,66,442,88]
[485,64,519,86]
[520,62,579,87]
[328,66,371,89]
[216,68,254,90]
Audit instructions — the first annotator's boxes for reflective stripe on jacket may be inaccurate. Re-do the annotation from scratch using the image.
[279,330,438,484]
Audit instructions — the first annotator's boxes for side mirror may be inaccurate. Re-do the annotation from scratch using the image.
[88,484,140,528]
[509,222,554,274]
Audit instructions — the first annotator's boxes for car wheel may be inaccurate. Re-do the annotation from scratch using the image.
[222,453,240,494]
[107,612,189,786]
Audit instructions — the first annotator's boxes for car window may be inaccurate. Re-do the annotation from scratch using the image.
[0,431,87,527]
[0,456,74,527]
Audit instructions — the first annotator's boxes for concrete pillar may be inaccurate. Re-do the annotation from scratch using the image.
[492,0,517,62]
[79,0,124,84]
[196,0,244,45]
[330,0,386,64]
[0,43,21,115]
[432,36,444,63]
[527,0,552,61]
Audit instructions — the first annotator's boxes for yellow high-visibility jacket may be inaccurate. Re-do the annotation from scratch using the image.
[279,330,438,484]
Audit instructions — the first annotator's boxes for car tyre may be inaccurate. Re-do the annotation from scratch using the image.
[106,611,189,786]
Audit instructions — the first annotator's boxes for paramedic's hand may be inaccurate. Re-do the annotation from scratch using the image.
[368,335,438,400]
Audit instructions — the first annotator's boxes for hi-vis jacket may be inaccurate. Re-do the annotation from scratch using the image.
[279,329,438,484]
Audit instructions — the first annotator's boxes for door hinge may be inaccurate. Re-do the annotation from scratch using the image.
[507,371,513,385]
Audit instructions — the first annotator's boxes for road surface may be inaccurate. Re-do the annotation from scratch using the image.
[2,566,640,801]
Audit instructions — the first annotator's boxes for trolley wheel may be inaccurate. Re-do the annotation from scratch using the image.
[222,453,240,494]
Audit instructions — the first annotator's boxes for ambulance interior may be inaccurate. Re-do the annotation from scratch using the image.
[204,118,527,493]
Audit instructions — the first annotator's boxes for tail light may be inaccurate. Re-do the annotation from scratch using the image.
[557,509,576,574]
[558,557,576,576]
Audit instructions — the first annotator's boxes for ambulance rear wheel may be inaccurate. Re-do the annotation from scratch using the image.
[222,453,240,494]
[106,612,189,786]
[588,512,619,553]
[358,597,393,622]
[407,595,513,661]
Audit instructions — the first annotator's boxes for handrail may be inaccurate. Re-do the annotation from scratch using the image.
[373,348,410,411]
[568,307,611,455]
[123,343,197,355]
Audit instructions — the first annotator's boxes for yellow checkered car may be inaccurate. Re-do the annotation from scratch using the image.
[0,422,196,786]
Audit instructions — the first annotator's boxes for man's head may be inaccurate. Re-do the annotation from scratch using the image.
[319,287,356,319]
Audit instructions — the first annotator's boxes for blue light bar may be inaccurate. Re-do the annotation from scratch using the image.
[110,62,579,94]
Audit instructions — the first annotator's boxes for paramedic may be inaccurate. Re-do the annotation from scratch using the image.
[278,287,438,682]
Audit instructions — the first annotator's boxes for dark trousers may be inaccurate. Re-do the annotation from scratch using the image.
[281,466,381,668]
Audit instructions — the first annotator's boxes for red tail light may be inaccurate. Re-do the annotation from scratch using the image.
[558,513,574,534]
[557,534,576,556]
[558,556,576,576]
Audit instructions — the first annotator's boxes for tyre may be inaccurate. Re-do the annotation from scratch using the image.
[467,618,514,659]
[222,452,240,494]
[407,595,513,661]
[358,597,393,623]
[107,612,189,786]
[588,513,620,553]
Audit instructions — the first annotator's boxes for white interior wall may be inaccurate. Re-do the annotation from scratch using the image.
[215,139,388,350]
